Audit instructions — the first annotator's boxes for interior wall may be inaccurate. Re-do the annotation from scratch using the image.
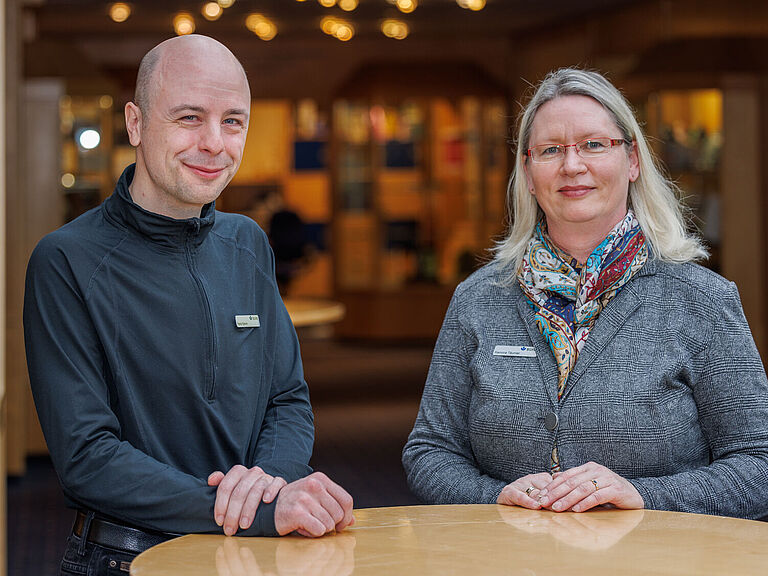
[1,0,8,573]
[721,76,765,350]
[4,0,22,477]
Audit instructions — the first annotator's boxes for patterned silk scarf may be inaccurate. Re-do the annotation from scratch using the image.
[517,210,648,471]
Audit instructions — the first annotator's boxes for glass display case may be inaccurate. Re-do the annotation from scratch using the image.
[332,89,508,338]
[646,89,722,272]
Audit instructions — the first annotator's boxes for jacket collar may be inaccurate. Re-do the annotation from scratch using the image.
[104,164,216,250]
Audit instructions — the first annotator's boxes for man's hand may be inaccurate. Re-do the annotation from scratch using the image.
[208,465,287,536]
[274,472,354,537]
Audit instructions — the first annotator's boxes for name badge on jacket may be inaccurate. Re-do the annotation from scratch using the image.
[235,314,260,328]
[493,345,536,357]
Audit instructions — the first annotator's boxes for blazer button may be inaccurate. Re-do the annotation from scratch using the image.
[544,411,558,431]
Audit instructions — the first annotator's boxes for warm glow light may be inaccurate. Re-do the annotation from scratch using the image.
[61,173,76,188]
[78,129,101,150]
[396,0,417,13]
[109,3,131,23]
[334,23,354,41]
[338,0,358,10]
[202,2,223,20]
[320,16,354,41]
[217,0,235,7]
[99,95,113,109]
[381,18,409,40]
[320,16,340,35]
[457,0,486,10]
[318,0,336,6]
[246,14,278,40]
[173,12,195,35]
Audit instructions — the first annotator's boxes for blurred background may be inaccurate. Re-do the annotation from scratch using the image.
[1,0,768,573]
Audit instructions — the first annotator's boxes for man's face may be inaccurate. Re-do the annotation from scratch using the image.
[127,47,250,219]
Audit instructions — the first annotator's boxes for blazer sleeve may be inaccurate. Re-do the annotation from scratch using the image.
[402,289,507,504]
[628,282,768,519]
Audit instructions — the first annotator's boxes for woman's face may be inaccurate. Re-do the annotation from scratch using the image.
[524,95,639,247]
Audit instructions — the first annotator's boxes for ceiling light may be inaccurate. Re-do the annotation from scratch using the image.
[339,0,358,10]
[202,2,223,21]
[381,19,409,40]
[320,16,340,35]
[173,12,195,35]
[396,0,417,13]
[457,0,486,10]
[334,23,354,41]
[320,16,354,41]
[318,0,337,7]
[246,14,278,41]
[217,0,235,7]
[109,3,131,23]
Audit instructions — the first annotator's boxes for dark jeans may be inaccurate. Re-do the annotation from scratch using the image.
[58,533,136,576]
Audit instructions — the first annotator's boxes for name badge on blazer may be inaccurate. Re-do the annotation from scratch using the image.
[235,314,260,328]
[493,345,536,357]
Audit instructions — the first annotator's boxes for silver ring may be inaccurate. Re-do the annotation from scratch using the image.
[525,486,535,496]
[591,479,599,491]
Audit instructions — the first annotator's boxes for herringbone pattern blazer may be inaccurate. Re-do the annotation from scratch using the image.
[402,259,768,519]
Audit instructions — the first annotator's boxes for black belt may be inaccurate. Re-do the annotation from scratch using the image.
[73,511,179,555]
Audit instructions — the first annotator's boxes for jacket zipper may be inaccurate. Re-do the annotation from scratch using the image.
[186,222,217,401]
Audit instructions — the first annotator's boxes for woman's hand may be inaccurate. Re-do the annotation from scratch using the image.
[536,461,644,512]
[497,472,554,509]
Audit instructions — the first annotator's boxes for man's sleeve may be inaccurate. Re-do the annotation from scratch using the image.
[250,261,314,484]
[24,238,280,536]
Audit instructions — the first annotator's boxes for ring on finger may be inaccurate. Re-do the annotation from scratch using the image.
[591,479,599,491]
[525,486,535,496]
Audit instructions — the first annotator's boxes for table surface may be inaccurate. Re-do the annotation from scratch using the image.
[130,504,768,575]
[282,297,346,328]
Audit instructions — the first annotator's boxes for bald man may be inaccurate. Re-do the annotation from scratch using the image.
[24,35,353,575]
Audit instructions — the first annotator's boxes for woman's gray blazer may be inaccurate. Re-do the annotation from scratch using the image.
[402,259,768,519]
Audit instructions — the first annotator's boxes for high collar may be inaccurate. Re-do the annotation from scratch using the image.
[103,164,216,251]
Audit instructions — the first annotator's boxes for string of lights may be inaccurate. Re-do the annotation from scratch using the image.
[107,0,487,40]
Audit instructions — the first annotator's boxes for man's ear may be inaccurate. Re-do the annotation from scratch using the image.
[125,102,142,147]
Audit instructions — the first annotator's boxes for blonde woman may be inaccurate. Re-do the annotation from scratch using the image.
[402,68,768,518]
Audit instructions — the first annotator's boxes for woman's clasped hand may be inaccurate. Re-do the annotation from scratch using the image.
[497,463,643,512]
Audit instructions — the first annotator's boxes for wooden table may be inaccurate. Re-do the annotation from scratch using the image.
[283,298,346,329]
[130,504,768,575]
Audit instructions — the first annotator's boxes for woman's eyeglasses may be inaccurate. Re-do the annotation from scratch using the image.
[526,137,629,164]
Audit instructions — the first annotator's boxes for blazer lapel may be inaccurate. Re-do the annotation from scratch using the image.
[559,261,657,403]
[516,291,560,407]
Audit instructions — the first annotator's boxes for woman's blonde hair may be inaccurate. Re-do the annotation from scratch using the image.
[494,68,707,280]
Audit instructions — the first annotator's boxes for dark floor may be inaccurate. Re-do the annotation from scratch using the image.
[7,338,432,575]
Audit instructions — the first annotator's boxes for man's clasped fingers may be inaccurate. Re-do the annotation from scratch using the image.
[275,472,355,537]
[208,465,286,536]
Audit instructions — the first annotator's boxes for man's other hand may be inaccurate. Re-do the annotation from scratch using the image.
[274,472,355,537]
[208,465,287,536]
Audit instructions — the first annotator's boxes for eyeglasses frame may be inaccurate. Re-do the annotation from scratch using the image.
[526,137,629,164]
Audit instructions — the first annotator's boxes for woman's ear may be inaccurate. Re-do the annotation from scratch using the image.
[628,141,640,183]
[523,161,535,194]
